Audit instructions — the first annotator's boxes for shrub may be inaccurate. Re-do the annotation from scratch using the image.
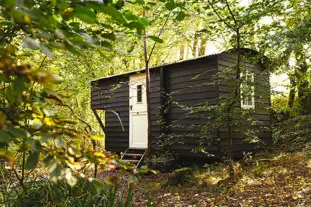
[273,115,311,151]
[1,177,133,207]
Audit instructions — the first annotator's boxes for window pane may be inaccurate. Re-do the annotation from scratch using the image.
[137,85,142,103]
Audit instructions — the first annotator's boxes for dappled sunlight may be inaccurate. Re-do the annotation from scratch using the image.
[239,175,261,186]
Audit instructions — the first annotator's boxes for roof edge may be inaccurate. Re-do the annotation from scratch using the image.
[90,48,267,82]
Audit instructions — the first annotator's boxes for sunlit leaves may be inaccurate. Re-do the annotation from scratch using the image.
[95,5,127,24]
[91,135,105,141]
[65,168,78,186]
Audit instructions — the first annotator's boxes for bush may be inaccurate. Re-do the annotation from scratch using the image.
[1,177,133,207]
[273,115,311,151]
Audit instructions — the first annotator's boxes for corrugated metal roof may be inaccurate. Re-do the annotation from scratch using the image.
[90,51,223,82]
[90,48,263,82]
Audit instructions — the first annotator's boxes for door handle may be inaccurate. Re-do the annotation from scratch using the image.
[130,105,132,111]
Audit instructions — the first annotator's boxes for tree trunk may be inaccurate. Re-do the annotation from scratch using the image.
[287,73,296,109]
[143,6,152,165]
[295,54,311,114]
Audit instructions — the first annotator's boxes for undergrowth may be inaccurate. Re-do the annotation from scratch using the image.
[273,115,311,151]
[0,177,133,207]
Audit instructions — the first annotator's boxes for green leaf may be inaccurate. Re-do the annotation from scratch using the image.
[13,76,27,94]
[165,1,176,10]
[176,11,186,21]
[0,131,13,143]
[139,17,149,27]
[101,41,113,50]
[8,128,29,139]
[27,139,43,151]
[123,10,138,21]
[95,5,127,24]
[0,73,9,82]
[0,0,16,8]
[43,155,53,165]
[91,135,104,141]
[134,0,145,5]
[148,35,164,43]
[126,21,146,30]
[92,179,105,189]
[75,6,97,24]
[49,161,62,178]
[25,152,40,170]
[101,32,116,41]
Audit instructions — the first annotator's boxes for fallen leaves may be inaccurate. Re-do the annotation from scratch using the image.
[133,151,311,207]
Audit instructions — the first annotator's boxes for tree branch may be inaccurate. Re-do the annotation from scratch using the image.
[207,1,236,32]
[225,0,238,28]
[147,11,171,63]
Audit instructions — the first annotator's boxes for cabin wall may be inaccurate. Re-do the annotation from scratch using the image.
[160,56,220,157]
[217,52,272,157]
[90,51,272,158]
[91,69,163,153]
[91,77,130,152]
[150,68,163,142]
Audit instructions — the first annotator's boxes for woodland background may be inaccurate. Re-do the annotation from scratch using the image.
[0,0,310,206]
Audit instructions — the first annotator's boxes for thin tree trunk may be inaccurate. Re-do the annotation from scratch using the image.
[143,6,152,165]
[288,73,296,109]
[295,53,311,114]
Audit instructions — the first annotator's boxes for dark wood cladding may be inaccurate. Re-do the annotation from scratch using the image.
[163,56,220,156]
[91,76,130,152]
[217,52,272,155]
[90,49,272,158]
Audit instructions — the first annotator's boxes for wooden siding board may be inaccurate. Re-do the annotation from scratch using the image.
[217,53,272,152]
[91,76,129,152]
[164,57,220,153]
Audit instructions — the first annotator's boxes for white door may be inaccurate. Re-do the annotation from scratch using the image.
[129,73,148,149]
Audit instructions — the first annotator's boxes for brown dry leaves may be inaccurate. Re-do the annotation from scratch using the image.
[134,151,311,207]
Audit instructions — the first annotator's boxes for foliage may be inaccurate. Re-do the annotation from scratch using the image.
[273,115,311,152]
[0,174,133,207]
[0,0,152,55]
[0,0,153,195]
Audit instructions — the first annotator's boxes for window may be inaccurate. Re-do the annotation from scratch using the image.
[137,85,142,103]
[240,71,255,109]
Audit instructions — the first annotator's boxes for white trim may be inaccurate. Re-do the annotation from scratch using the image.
[240,71,255,109]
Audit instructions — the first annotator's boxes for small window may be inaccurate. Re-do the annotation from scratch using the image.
[241,71,255,109]
[137,85,142,103]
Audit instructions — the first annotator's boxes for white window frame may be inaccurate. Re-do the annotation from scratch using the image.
[240,70,255,109]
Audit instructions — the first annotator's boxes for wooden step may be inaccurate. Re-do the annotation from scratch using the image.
[122,159,139,163]
[119,148,147,168]
[125,153,143,157]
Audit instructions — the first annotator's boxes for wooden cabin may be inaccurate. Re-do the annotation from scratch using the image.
[90,49,272,164]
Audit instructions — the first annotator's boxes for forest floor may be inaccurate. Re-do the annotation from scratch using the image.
[131,149,311,207]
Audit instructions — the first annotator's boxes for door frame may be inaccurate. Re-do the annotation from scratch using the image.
[129,73,148,149]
